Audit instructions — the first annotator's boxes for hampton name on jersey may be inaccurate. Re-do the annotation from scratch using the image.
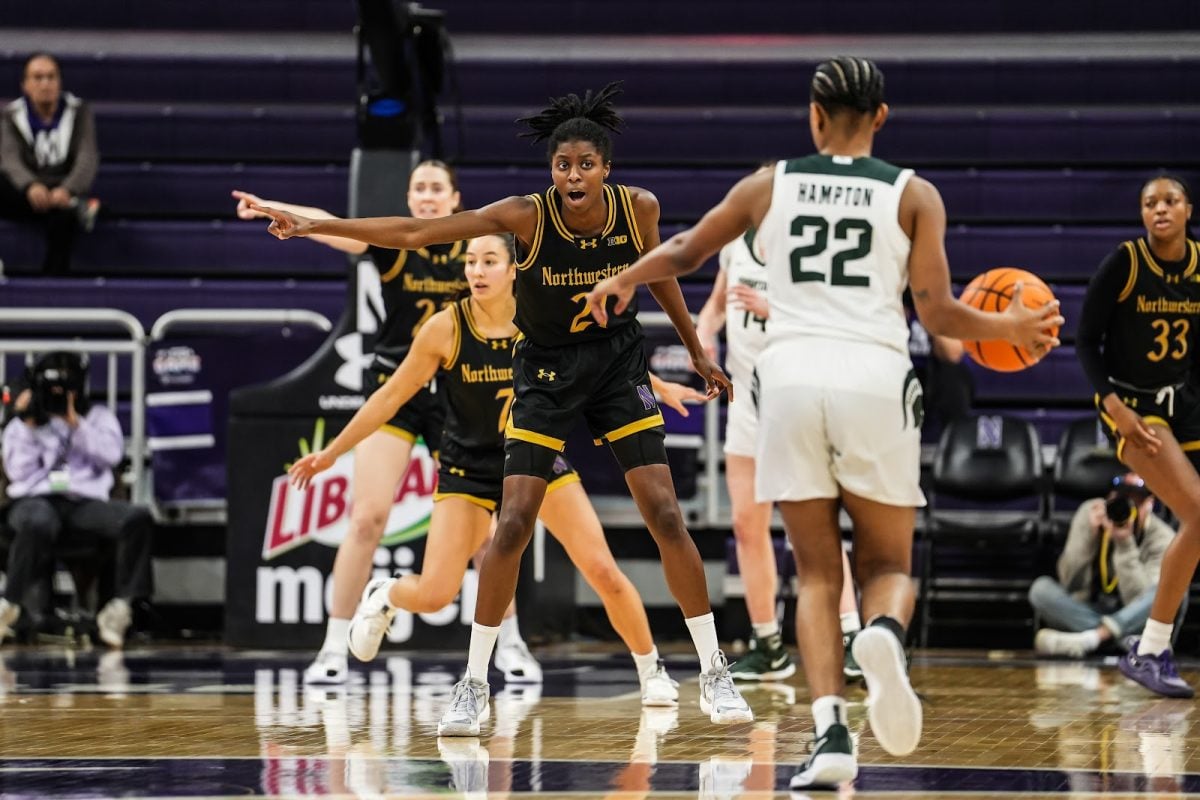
[515,184,645,346]
[440,298,516,454]
[722,228,769,383]
[368,241,469,369]
[756,155,914,354]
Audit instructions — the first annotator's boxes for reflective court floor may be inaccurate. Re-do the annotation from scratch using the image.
[1,646,1198,799]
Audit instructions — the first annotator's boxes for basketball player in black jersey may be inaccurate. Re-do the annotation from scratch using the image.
[1077,175,1200,698]
[236,162,540,686]
[252,83,754,732]
[289,233,702,709]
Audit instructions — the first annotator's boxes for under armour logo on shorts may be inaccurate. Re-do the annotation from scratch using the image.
[537,369,556,381]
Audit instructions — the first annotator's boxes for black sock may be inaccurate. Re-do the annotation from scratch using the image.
[869,615,907,646]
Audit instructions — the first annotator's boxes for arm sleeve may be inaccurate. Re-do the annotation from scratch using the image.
[1075,246,1133,399]
[0,116,37,191]
[1056,499,1099,590]
[2,418,51,483]
[69,406,125,469]
[62,103,99,196]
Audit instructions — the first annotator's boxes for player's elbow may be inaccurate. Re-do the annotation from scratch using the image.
[913,296,958,338]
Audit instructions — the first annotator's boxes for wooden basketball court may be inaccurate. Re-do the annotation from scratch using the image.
[1,645,1196,798]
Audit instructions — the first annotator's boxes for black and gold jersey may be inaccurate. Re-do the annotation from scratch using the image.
[1077,237,1200,395]
[368,241,469,367]
[440,298,517,453]
[513,184,645,346]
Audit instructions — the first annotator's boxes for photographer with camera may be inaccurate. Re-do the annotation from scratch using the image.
[0,352,152,647]
[1030,473,1177,658]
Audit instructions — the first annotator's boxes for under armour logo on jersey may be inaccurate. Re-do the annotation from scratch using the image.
[490,339,510,350]
[537,369,556,381]
[636,384,657,411]
[578,238,599,249]
[1166,274,1181,284]
[432,254,450,265]
[449,466,466,476]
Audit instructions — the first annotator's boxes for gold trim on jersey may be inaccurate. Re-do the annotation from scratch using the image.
[379,250,409,283]
[592,412,666,445]
[1137,237,1199,280]
[546,471,582,494]
[380,423,417,443]
[618,185,643,252]
[1117,241,1138,303]
[505,417,566,451]
[433,491,497,512]
[460,298,518,349]
[415,239,466,264]
[443,303,463,370]
[517,194,545,271]
[544,184,617,243]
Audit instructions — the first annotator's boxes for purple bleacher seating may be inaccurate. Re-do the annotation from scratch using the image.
[7,0,1197,34]
[0,219,1137,280]
[966,347,1090,404]
[93,163,1196,226]
[87,103,1200,168]
[0,277,346,330]
[5,54,1199,107]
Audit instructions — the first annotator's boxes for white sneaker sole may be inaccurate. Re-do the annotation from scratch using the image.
[730,662,796,682]
[789,752,858,789]
[641,693,679,708]
[699,696,754,724]
[853,627,922,756]
[303,667,347,685]
[437,702,491,737]
[347,579,396,662]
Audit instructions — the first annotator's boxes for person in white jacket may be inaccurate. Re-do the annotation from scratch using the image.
[1031,473,1177,658]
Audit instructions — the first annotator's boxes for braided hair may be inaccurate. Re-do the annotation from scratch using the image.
[810,56,885,117]
[517,81,625,162]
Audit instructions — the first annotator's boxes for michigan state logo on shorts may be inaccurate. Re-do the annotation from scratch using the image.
[902,368,924,430]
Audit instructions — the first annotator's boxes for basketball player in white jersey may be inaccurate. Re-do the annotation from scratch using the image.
[696,220,864,684]
[586,56,1063,789]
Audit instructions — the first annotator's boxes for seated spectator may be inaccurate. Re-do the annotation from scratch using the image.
[1031,473,1176,658]
[0,53,99,275]
[0,352,151,647]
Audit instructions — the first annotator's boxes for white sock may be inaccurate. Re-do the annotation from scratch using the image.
[467,622,500,681]
[685,612,720,671]
[632,647,660,681]
[752,619,780,639]
[840,612,862,635]
[499,613,522,648]
[321,617,350,656]
[1139,619,1174,656]
[1079,629,1102,653]
[811,694,848,737]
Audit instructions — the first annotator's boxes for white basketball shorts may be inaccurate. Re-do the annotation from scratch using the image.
[753,336,926,507]
[723,376,758,457]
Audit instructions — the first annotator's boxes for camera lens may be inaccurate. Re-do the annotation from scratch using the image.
[1106,495,1134,526]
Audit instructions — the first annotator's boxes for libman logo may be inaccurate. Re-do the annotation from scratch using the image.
[262,419,436,560]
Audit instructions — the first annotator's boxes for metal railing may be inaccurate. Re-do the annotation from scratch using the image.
[0,308,334,509]
[0,308,148,502]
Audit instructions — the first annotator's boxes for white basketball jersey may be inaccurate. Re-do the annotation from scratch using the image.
[721,229,769,382]
[756,155,914,354]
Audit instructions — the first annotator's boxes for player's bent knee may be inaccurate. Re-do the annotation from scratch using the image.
[610,428,669,473]
[580,560,626,597]
[346,507,389,544]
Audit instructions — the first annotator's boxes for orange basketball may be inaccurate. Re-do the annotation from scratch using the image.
[959,267,1058,372]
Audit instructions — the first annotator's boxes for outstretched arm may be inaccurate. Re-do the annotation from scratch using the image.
[586,170,772,322]
[233,189,367,254]
[904,176,1063,355]
[625,187,733,399]
[288,310,455,487]
[694,265,729,361]
[251,195,537,251]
